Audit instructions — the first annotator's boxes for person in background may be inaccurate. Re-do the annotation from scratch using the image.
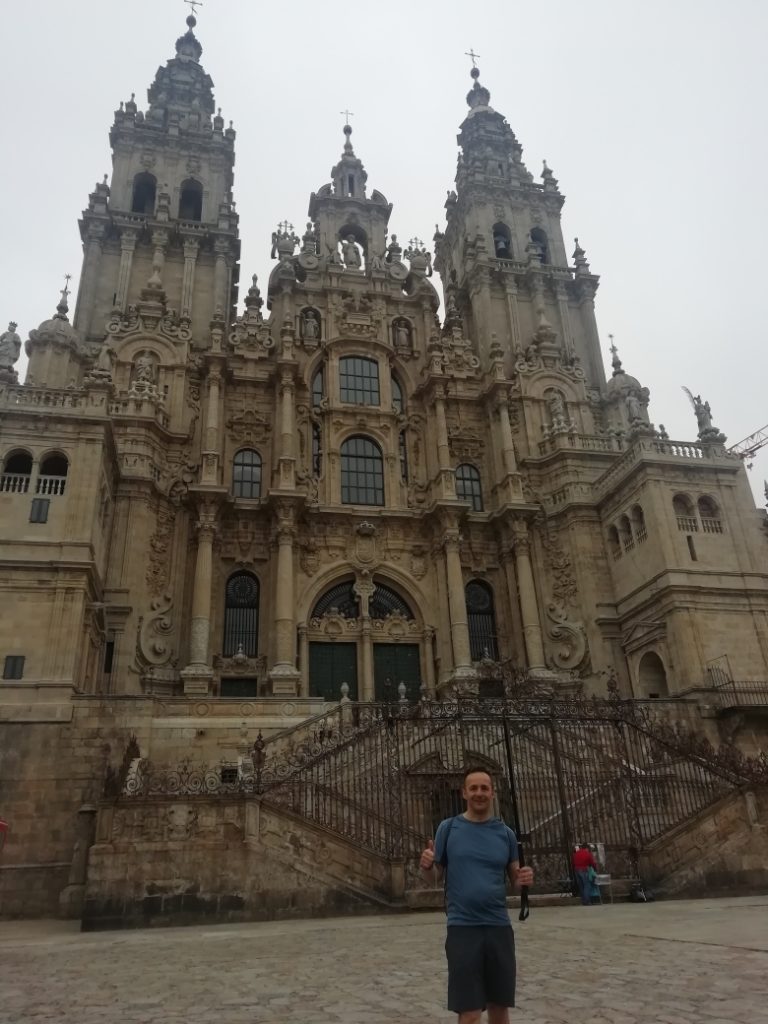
[572,843,598,905]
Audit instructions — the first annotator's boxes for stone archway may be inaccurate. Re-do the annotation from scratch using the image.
[637,651,669,699]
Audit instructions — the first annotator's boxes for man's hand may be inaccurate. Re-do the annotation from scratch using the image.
[419,839,435,872]
[515,866,534,889]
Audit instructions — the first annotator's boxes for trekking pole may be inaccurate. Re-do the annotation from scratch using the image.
[501,713,529,921]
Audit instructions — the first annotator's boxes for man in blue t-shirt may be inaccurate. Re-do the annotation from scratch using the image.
[420,766,534,1024]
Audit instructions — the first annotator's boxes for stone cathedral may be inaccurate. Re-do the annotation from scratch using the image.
[1,16,767,920]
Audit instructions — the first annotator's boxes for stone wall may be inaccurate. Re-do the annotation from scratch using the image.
[82,796,399,929]
[640,788,768,896]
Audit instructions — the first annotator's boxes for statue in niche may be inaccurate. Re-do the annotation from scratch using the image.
[0,322,21,369]
[133,352,156,384]
[302,309,320,344]
[94,343,116,377]
[342,235,362,269]
[547,391,567,428]
[393,319,412,353]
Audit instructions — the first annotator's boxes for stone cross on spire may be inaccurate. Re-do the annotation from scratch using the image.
[340,109,354,126]
[184,0,203,16]
[465,48,482,68]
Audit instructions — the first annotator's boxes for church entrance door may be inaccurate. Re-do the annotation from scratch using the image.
[373,643,421,702]
[309,642,358,701]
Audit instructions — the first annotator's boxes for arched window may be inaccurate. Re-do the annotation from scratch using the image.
[1,450,32,494]
[340,436,384,506]
[131,172,156,215]
[456,463,483,512]
[311,366,324,407]
[608,525,622,561]
[492,222,512,259]
[178,178,203,222]
[37,453,69,496]
[630,505,647,543]
[637,651,669,699]
[232,449,262,499]
[618,514,633,551]
[530,226,550,264]
[399,431,409,483]
[312,580,359,619]
[223,572,259,657]
[698,495,723,534]
[370,583,415,620]
[391,375,405,414]
[465,580,499,661]
[340,356,380,405]
[672,494,697,532]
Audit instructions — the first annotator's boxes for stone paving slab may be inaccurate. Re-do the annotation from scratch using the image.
[0,897,766,1023]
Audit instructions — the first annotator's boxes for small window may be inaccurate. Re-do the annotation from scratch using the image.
[131,172,156,215]
[465,581,499,661]
[103,639,115,675]
[686,535,698,561]
[698,496,723,534]
[608,525,622,561]
[340,436,384,506]
[179,178,203,222]
[673,494,697,532]
[530,226,549,264]
[311,367,324,407]
[29,498,50,523]
[631,505,647,543]
[232,449,262,499]
[492,222,512,259]
[312,424,322,476]
[456,464,483,512]
[392,375,405,414]
[618,514,633,552]
[37,453,68,496]
[399,431,409,483]
[3,655,25,680]
[223,572,260,657]
[340,357,380,406]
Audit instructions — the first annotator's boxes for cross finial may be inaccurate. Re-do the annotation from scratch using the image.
[62,273,72,301]
[465,48,481,68]
[340,109,354,126]
[608,333,616,355]
[184,0,203,16]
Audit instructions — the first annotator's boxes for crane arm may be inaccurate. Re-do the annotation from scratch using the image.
[728,424,768,459]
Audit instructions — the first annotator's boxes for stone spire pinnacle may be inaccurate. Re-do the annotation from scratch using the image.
[466,65,492,112]
[330,120,368,199]
[609,334,623,376]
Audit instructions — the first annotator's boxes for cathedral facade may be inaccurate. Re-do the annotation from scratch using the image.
[1,16,767,918]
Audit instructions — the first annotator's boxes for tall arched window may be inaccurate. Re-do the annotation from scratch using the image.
[311,366,324,407]
[530,226,550,264]
[637,651,669,699]
[630,505,647,543]
[232,449,262,499]
[340,356,380,405]
[391,375,404,414]
[698,495,723,534]
[341,436,384,506]
[37,453,69,496]
[1,450,33,493]
[618,514,633,551]
[673,494,697,532]
[178,178,203,221]
[131,172,156,215]
[456,463,483,511]
[223,572,259,657]
[466,580,499,661]
[312,424,322,476]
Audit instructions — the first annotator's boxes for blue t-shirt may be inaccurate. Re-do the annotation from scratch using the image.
[434,815,519,926]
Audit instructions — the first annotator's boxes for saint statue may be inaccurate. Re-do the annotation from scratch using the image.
[0,321,22,369]
[693,395,713,433]
[625,392,643,422]
[394,320,411,351]
[342,235,361,269]
[95,344,116,375]
[548,391,566,424]
[302,310,319,343]
[134,352,156,383]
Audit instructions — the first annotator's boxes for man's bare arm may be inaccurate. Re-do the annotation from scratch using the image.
[507,860,534,890]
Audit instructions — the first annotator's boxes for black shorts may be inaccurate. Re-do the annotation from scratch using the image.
[445,925,516,1013]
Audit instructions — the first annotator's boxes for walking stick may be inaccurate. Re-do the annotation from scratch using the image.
[501,713,529,921]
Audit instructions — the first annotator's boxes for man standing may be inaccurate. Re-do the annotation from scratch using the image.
[420,767,534,1024]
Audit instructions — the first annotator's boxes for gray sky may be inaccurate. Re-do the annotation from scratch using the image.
[4,0,767,502]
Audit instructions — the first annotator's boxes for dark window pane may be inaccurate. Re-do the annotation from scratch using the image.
[232,449,262,499]
[456,463,483,511]
[3,655,25,680]
[29,498,50,523]
[223,572,259,657]
[465,581,498,661]
[312,581,360,619]
[341,436,384,506]
[340,357,380,406]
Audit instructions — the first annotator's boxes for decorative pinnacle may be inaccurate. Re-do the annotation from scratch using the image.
[184,0,202,25]
[465,48,482,68]
[608,334,623,376]
[56,273,72,319]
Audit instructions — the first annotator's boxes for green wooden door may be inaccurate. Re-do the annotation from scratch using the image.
[220,677,259,698]
[373,643,421,702]
[309,642,358,701]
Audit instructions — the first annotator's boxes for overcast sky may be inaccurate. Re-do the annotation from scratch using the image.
[3,0,767,503]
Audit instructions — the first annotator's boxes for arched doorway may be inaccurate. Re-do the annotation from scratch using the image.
[637,651,669,699]
[306,577,424,701]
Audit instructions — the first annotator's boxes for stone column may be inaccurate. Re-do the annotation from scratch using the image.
[555,282,575,362]
[115,230,137,311]
[443,527,472,673]
[354,576,376,701]
[181,238,200,318]
[181,505,217,695]
[423,627,436,696]
[268,502,300,696]
[74,221,106,336]
[213,238,230,317]
[512,520,546,669]
[278,372,296,489]
[497,395,519,476]
[434,388,455,498]
[504,282,522,352]
[201,365,222,486]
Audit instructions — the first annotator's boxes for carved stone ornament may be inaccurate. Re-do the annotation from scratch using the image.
[106,303,191,343]
[229,305,275,358]
[544,603,588,671]
[133,594,177,678]
[541,529,578,607]
[447,424,484,460]
[226,408,272,445]
[146,508,175,596]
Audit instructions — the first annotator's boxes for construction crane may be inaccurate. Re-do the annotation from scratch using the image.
[727,423,768,469]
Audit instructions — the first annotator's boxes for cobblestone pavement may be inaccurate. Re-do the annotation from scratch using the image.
[1,896,767,1024]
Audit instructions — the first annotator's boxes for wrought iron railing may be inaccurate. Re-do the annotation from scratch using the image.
[713,679,768,708]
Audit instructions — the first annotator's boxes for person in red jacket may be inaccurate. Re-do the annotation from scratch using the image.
[572,844,598,905]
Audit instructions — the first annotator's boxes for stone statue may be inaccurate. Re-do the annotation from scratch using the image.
[394,320,411,351]
[302,309,319,343]
[693,395,712,433]
[548,391,566,425]
[133,352,156,383]
[385,234,402,263]
[625,392,643,422]
[342,235,361,269]
[95,343,116,376]
[0,321,21,368]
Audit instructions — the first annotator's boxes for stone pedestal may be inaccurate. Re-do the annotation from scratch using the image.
[267,664,300,697]
[180,665,213,696]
